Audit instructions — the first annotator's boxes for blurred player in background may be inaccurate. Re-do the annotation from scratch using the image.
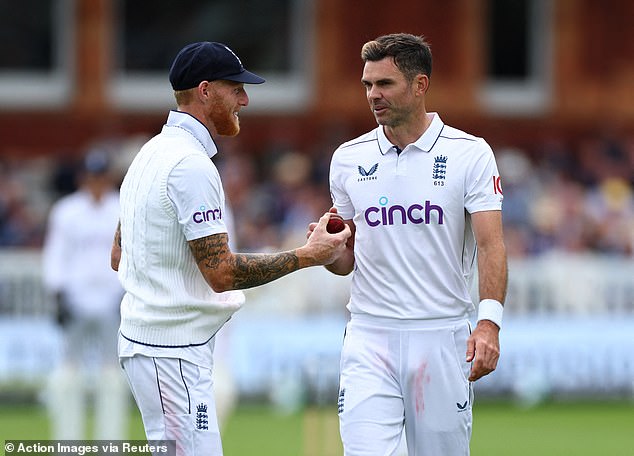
[110,41,350,456]
[318,33,508,455]
[42,150,128,440]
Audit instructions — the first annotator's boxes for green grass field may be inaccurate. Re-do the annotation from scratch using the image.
[1,400,633,455]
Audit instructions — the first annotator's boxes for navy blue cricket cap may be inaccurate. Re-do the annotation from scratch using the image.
[169,41,265,90]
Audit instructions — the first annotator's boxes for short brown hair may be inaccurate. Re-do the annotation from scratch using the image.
[361,33,432,82]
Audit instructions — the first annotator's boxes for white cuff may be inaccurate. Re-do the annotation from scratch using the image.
[477,299,504,328]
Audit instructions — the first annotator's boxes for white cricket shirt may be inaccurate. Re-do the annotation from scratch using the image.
[330,113,503,320]
[118,110,244,349]
[42,190,122,318]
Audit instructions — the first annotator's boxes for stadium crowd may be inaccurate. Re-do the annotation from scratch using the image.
[1,130,633,259]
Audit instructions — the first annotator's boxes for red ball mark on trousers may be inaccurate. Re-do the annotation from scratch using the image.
[415,361,431,414]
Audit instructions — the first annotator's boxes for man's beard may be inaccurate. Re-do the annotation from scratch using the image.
[212,110,240,136]
[208,93,240,136]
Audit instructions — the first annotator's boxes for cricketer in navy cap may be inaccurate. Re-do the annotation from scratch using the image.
[169,41,265,90]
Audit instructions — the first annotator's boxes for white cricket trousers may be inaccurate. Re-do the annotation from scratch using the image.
[121,355,222,456]
[338,316,473,456]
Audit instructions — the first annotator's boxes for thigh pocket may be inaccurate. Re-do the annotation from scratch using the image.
[154,358,196,416]
[449,323,472,385]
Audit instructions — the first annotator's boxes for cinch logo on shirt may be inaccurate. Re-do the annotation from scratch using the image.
[193,205,222,224]
[364,196,444,227]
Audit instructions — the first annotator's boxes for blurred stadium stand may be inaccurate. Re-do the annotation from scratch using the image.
[1,249,633,405]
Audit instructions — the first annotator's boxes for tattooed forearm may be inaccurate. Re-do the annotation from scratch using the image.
[189,233,300,291]
[231,252,300,289]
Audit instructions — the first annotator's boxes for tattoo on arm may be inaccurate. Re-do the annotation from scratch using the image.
[190,234,231,270]
[114,222,122,247]
[111,221,122,271]
[189,233,300,290]
[231,252,299,289]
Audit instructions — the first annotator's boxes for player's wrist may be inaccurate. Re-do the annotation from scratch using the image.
[295,246,319,268]
[477,299,503,329]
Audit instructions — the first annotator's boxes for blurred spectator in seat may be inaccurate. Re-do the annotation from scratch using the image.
[584,177,634,255]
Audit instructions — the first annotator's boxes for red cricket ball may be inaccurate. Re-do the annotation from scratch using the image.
[326,214,345,233]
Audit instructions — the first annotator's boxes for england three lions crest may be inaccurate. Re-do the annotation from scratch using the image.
[432,155,447,186]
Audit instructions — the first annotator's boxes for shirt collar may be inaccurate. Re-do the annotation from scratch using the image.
[377,112,444,155]
[165,110,219,158]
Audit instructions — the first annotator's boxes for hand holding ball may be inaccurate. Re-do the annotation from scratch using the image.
[326,213,345,234]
